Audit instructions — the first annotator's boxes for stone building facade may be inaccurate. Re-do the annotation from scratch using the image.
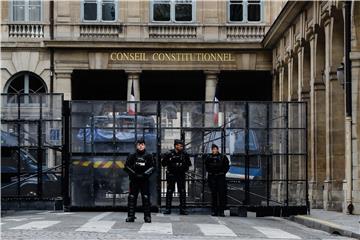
[264,1,360,214]
[1,0,360,214]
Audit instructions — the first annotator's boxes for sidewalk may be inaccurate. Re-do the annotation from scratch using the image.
[290,209,360,239]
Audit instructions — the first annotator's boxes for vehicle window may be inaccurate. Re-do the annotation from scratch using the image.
[1,148,18,168]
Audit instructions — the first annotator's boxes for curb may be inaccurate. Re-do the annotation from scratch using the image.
[289,215,360,239]
[1,210,15,217]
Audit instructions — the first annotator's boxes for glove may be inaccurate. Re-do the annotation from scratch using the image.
[144,167,155,177]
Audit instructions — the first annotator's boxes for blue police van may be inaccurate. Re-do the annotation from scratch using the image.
[76,114,157,152]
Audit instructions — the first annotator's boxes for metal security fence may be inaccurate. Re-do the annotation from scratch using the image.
[66,100,308,215]
[1,94,63,200]
[158,102,308,213]
[69,101,159,208]
[0,96,307,215]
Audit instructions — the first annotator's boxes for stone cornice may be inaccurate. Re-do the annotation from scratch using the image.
[262,1,308,49]
[39,40,265,51]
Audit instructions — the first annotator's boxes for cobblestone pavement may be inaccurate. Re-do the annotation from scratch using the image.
[0,211,356,240]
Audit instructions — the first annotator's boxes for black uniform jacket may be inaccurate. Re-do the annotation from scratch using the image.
[204,153,230,176]
[124,150,155,180]
[161,149,192,174]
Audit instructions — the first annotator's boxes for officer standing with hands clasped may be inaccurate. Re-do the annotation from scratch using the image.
[205,144,230,217]
[162,139,192,215]
[124,138,155,223]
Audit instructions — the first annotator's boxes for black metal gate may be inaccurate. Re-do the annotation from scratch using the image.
[68,101,159,209]
[67,100,308,215]
[1,94,63,203]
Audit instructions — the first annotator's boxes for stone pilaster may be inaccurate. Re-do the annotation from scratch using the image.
[279,66,285,101]
[323,19,346,211]
[126,71,141,101]
[204,71,219,101]
[287,58,293,101]
[350,52,360,214]
[309,33,327,209]
[55,70,72,100]
[272,71,279,101]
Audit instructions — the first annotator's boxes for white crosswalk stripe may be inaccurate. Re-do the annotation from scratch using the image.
[253,226,301,239]
[75,220,116,233]
[53,212,74,216]
[139,222,173,235]
[36,211,51,215]
[4,218,28,222]
[88,212,113,222]
[197,223,237,237]
[10,221,60,230]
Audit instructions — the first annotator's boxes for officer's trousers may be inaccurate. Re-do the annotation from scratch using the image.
[165,173,187,211]
[208,174,227,212]
[127,178,151,218]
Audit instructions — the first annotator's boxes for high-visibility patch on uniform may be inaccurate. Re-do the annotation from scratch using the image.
[72,160,125,169]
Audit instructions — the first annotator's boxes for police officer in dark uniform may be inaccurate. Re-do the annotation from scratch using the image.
[204,144,230,217]
[161,139,192,215]
[124,139,155,223]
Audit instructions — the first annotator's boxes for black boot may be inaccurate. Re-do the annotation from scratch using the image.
[163,208,171,214]
[143,195,152,223]
[126,216,136,222]
[211,207,218,216]
[179,208,188,215]
[218,208,225,217]
[164,190,173,214]
[126,194,136,222]
[210,188,218,216]
[179,189,188,215]
[144,216,151,223]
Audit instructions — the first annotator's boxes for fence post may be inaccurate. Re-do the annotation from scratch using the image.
[62,100,71,210]
[17,94,21,196]
[245,102,250,205]
[266,103,271,206]
[37,95,43,198]
[156,101,162,208]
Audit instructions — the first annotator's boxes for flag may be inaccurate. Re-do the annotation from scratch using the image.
[128,80,136,115]
[213,82,219,125]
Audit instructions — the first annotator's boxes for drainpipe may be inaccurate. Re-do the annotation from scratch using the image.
[50,0,54,93]
[344,0,353,214]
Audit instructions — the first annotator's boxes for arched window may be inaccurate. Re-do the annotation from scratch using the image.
[5,72,47,94]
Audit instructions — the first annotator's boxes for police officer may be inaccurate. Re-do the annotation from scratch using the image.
[124,139,155,223]
[162,139,192,215]
[204,144,230,217]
